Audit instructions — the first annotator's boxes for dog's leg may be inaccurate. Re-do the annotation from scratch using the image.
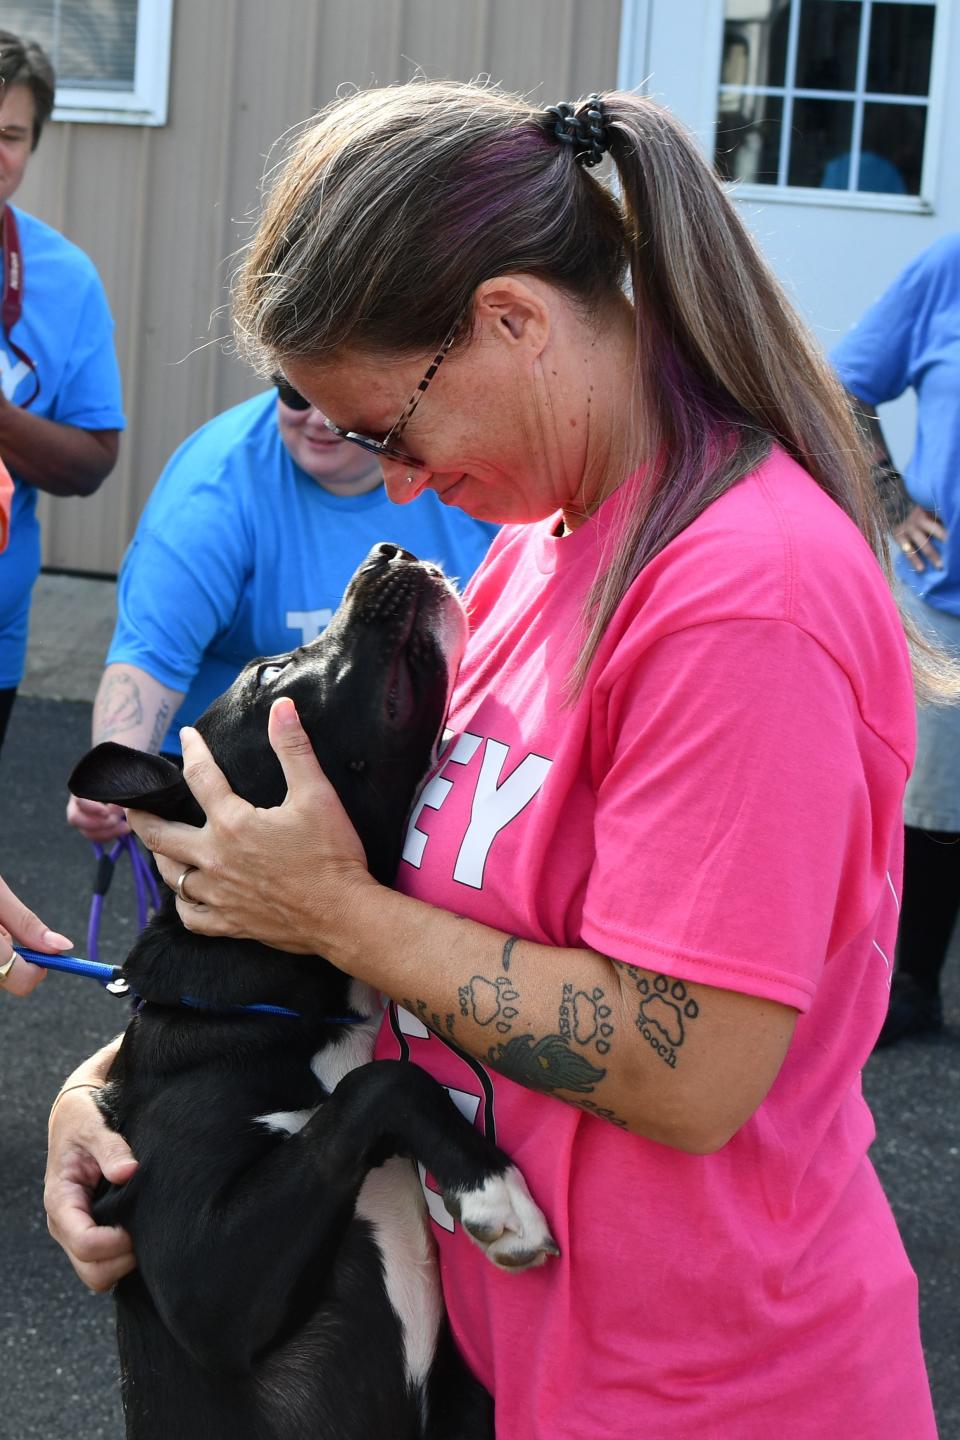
[329,1060,559,1271]
[134,1060,555,1377]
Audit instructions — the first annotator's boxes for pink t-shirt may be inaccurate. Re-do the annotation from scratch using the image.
[376,448,936,1439]
[0,459,12,553]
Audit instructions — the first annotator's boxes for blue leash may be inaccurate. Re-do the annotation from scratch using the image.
[13,946,364,1023]
[14,946,131,995]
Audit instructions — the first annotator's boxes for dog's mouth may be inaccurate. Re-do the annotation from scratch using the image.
[344,549,467,732]
[383,593,422,727]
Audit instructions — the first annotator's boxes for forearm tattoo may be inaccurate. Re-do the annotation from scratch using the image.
[452,937,617,1108]
[95,672,171,753]
[401,943,701,1132]
[611,960,700,1069]
[94,670,143,742]
[147,698,172,753]
[400,995,457,1040]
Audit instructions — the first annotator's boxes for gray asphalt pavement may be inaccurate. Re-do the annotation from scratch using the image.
[0,582,958,1438]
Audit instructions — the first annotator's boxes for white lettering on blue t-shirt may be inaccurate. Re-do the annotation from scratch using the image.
[0,351,30,400]
[286,608,333,644]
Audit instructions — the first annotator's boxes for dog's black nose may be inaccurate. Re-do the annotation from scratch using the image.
[374,543,417,564]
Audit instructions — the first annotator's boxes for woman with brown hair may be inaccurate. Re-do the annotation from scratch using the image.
[46,83,942,1436]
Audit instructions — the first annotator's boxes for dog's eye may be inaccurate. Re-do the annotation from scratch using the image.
[257,663,288,687]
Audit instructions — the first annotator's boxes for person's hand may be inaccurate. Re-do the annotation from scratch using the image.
[66,793,130,844]
[894,504,947,572]
[127,698,376,954]
[0,874,73,997]
[44,1040,138,1292]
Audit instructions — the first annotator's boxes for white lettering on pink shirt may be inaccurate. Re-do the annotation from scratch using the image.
[402,733,552,887]
[454,742,552,888]
[403,732,482,867]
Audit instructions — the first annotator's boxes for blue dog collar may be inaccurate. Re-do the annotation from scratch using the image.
[13,946,365,1024]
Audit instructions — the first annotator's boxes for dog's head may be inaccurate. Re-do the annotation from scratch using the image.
[70,545,468,884]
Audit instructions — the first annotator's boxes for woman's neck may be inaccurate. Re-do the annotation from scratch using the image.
[560,299,640,532]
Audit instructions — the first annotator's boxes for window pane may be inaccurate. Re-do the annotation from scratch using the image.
[788,97,854,186]
[867,3,935,95]
[715,93,784,184]
[0,0,137,91]
[721,1,792,89]
[60,0,137,89]
[0,2,55,52]
[860,101,927,193]
[795,1,862,91]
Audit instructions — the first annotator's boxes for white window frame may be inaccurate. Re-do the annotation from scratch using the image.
[619,0,952,214]
[51,0,174,127]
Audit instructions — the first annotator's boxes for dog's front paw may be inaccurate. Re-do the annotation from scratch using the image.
[444,1166,560,1271]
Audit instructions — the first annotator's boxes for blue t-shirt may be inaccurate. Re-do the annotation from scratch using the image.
[0,205,126,685]
[107,391,498,753]
[831,233,960,615]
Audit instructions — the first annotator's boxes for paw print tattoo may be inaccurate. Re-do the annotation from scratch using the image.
[558,983,615,1055]
[459,974,520,1034]
[635,975,699,1069]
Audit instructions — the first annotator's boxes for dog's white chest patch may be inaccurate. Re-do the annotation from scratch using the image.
[255,1107,315,1136]
[356,1157,442,1390]
[255,984,380,1136]
[309,983,381,1093]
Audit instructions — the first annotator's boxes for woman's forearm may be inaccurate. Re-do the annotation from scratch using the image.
[330,879,796,1152]
[45,1035,139,1292]
[93,664,185,753]
[0,401,118,496]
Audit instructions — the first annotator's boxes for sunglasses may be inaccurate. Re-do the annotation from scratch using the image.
[320,316,463,471]
[273,374,312,411]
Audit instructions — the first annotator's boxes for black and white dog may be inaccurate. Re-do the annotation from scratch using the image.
[69,544,557,1440]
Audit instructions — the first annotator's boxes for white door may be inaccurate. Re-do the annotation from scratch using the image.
[618,0,958,463]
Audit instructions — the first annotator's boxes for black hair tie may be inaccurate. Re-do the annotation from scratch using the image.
[544,94,608,168]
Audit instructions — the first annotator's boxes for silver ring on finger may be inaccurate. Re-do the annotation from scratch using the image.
[176,866,199,903]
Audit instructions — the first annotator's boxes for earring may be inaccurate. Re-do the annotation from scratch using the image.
[405,475,415,485]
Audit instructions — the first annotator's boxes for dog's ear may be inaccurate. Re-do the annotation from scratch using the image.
[68,743,205,826]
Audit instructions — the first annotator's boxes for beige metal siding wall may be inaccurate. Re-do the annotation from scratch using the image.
[16,0,623,575]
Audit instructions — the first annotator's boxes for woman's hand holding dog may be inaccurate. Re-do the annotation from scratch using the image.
[128,697,377,955]
[44,1037,140,1291]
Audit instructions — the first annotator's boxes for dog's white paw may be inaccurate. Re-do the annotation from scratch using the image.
[444,1166,560,1271]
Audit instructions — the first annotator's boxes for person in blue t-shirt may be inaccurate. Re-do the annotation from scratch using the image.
[832,233,960,1047]
[0,32,125,752]
[67,379,497,843]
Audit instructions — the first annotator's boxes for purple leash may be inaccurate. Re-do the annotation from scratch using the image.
[17,837,363,1022]
[87,834,162,964]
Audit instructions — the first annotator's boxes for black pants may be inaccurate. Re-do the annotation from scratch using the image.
[0,687,17,755]
[897,825,960,993]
